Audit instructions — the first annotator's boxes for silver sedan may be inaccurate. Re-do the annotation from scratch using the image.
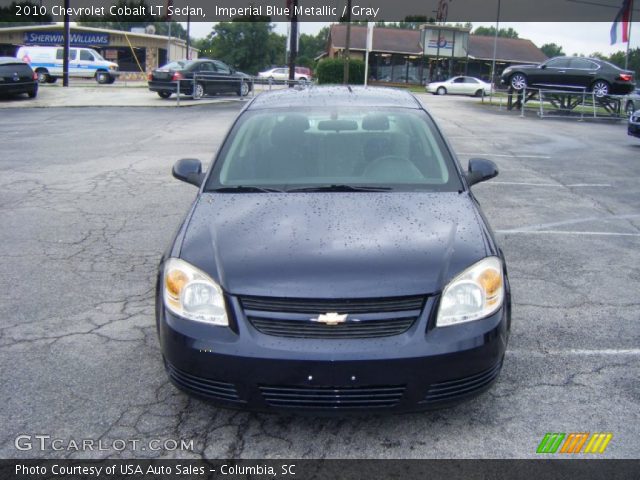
[426,76,492,97]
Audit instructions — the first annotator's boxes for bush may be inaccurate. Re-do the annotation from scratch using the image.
[316,58,365,85]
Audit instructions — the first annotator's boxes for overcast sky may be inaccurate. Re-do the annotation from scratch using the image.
[184,21,639,57]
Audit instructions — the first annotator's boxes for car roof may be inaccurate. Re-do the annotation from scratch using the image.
[0,57,27,65]
[248,86,422,110]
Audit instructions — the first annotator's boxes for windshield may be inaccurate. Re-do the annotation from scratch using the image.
[206,108,463,192]
[93,51,105,61]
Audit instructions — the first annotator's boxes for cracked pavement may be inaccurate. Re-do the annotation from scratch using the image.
[0,97,638,459]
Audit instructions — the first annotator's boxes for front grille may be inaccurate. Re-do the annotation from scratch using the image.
[241,295,425,339]
[260,384,406,409]
[421,361,503,405]
[240,295,424,314]
[249,316,414,339]
[165,362,243,403]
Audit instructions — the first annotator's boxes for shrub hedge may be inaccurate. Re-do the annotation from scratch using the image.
[315,58,365,84]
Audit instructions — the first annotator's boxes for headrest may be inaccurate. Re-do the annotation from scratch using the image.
[271,115,310,145]
[362,114,389,131]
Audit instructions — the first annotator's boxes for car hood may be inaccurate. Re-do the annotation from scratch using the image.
[178,192,490,298]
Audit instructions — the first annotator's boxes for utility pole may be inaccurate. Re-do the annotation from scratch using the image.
[343,0,352,84]
[63,0,69,87]
[186,12,191,59]
[625,0,634,70]
[489,0,501,104]
[288,0,298,86]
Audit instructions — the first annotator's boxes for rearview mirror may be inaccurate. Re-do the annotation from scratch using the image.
[172,158,204,187]
[466,158,499,186]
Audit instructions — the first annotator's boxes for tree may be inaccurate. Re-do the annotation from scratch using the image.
[473,26,519,38]
[297,26,329,67]
[540,43,564,58]
[0,1,52,24]
[608,47,640,76]
[197,20,278,75]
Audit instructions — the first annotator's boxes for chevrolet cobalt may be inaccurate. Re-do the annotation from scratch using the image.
[156,86,511,412]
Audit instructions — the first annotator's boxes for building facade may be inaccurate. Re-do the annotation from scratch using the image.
[325,24,548,85]
[0,23,198,80]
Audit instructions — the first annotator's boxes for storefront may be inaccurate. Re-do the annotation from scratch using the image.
[325,24,548,85]
[0,23,198,80]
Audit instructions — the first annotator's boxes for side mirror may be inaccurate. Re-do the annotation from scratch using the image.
[540,64,547,69]
[172,158,204,187]
[466,158,499,186]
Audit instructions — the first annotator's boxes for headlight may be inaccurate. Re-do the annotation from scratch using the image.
[436,257,504,327]
[163,258,228,326]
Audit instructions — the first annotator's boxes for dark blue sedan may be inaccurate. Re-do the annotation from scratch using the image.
[156,86,511,413]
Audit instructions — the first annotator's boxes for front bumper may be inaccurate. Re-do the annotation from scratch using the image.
[157,295,510,413]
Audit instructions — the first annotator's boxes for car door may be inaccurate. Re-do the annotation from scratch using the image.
[212,60,235,93]
[196,61,217,95]
[273,68,288,81]
[567,58,599,90]
[54,48,78,77]
[78,49,97,77]
[462,77,481,94]
[535,57,572,88]
[448,77,465,94]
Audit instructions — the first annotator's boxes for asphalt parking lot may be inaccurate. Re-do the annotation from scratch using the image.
[0,93,638,459]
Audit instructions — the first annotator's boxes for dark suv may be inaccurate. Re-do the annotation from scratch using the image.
[501,56,635,97]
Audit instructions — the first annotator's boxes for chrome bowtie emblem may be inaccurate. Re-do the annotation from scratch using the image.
[311,312,348,325]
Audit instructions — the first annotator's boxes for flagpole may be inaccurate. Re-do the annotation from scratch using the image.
[625,0,633,70]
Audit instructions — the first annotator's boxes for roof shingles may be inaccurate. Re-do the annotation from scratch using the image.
[329,25,547,64]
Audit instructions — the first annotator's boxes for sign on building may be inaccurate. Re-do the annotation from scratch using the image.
[23,31,110,47]
[420,27,469,58]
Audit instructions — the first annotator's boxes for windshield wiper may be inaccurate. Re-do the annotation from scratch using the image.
[209,186,284,193]
[285,184,393,193]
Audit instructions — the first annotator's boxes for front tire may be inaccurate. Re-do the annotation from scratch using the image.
[591,80,610,97]
[474,89,484,97]
[158,91,172,99]
[96,71,110,84]
[46,76,57,84]
[27,88,38,98]
[437,86,447,95]
[510,73,527,91]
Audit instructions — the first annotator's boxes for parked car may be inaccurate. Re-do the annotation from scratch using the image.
[156,86,511,413]
[427,76,492,96]
[148,59,252,99]
[0,57,38,98]
[16,46,119,84]
[257,67,309,82]
[501,56,635,97]
[629,109,640,139]
[624,88,640,116]
[295,66,313,79]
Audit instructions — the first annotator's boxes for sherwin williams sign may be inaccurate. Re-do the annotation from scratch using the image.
[23,31,110,46]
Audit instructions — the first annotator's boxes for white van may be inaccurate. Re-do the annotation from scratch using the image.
[16,46,120,84]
